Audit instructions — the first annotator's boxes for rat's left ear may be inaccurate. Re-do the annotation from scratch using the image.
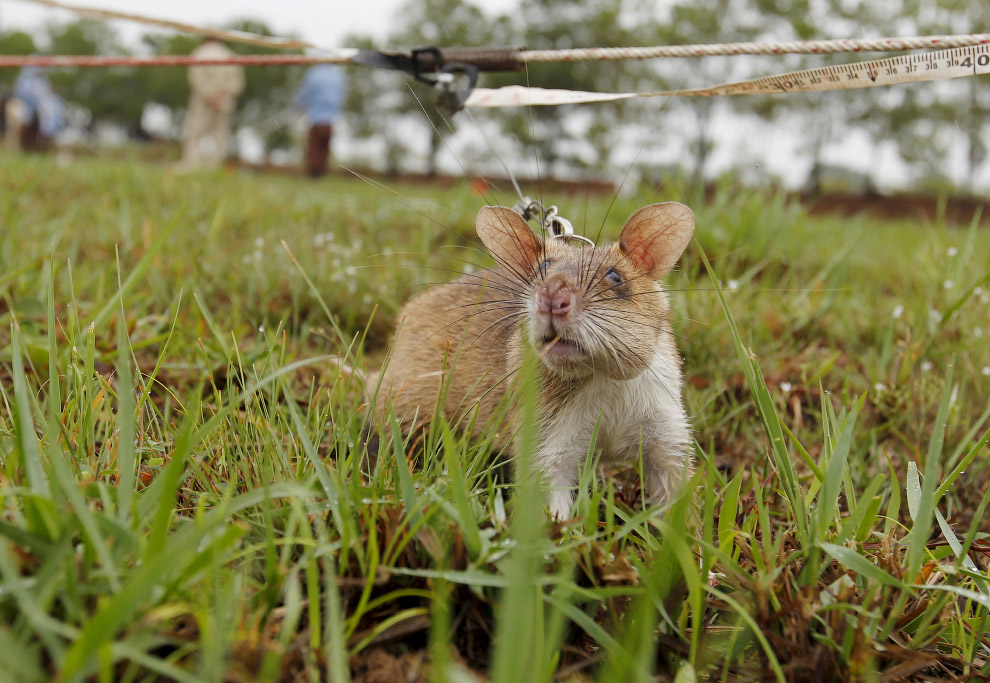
[618,202,695,279]
[476,206,542,272]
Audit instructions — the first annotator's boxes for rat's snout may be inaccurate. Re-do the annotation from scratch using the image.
[537,274,577,318]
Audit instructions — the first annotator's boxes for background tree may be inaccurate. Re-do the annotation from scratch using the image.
[650,0,764,184]
[487,0,654,177]
[746,0,855,193]
[44,19,149,132]
[0,31,37,89]
[900,0,990,193]
[795,0,988,193]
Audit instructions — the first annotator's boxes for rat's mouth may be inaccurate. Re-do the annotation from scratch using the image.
[539,333,586,360]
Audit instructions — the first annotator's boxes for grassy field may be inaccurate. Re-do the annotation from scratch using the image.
[1,152,989,682]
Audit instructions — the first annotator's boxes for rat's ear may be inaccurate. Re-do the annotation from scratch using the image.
[476,206,541,272]
[619,202,695,279]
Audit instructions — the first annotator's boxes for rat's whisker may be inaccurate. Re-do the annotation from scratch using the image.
[341,165,487,254]
[464,312,527,351]
[586,310,700,349]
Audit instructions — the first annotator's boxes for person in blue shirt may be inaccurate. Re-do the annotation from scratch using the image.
[294,64,347,178]
[11,66,65,150]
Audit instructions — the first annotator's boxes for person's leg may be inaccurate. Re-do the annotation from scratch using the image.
[319,124,333,171]
[20,114,41,152]
[180,97,208,167]
[306,124,332,178]
[2,98,27,150]
[206,107,232,168]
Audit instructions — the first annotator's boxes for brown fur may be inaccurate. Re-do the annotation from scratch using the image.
[368,269,522,449]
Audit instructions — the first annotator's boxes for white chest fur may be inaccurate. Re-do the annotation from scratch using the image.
[535,349,692,518]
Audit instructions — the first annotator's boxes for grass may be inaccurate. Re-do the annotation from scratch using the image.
[0,152,989,681]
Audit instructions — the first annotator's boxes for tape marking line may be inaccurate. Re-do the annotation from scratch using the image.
[465,44,990,107]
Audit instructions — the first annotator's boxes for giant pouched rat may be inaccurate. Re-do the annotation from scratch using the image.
[369,202,695,520]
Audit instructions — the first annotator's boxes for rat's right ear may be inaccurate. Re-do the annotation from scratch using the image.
[476,206,541,272]
[619,202,695,279]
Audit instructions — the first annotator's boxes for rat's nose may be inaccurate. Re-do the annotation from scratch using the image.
[537,281,575,317]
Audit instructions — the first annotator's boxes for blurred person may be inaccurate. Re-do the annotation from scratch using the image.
[179,39,245,170]
[294,64,346,178]
[9,66,65,151]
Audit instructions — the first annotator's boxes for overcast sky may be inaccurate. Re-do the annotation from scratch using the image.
[0,0,417,47]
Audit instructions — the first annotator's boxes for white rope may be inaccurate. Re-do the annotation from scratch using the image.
[519,34,990,62]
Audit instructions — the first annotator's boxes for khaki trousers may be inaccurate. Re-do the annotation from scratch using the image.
[181,96,233,168]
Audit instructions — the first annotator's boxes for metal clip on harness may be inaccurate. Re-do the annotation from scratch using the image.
[511,196,595,247]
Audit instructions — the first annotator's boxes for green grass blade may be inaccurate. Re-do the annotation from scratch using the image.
[905,363,954,580]
[88,209,183,330]
[115,326,137,524]
[698,246,808,546]
[10,325,50,499]
[389,410,423,529]
[820,543,906,589]
[814,396,863,541]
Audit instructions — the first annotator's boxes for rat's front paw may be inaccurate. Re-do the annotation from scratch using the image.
[548,490,573,521]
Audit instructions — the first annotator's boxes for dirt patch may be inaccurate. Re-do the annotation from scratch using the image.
[801,191,990,226]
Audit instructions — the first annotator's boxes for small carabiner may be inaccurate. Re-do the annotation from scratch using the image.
[509,198,594,247]
[543,206,572,238]
[544,206,595,247]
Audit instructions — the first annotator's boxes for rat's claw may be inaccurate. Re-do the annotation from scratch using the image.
[548,491,573,521]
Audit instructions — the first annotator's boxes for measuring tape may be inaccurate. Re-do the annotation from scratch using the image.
[464,43,990,107]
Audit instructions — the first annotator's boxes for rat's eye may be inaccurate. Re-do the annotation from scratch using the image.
[539,259,552,272]
[605,268,622,285]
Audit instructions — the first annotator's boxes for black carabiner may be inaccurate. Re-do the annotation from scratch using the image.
[435,62,479,114]
[409,47,446,86]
